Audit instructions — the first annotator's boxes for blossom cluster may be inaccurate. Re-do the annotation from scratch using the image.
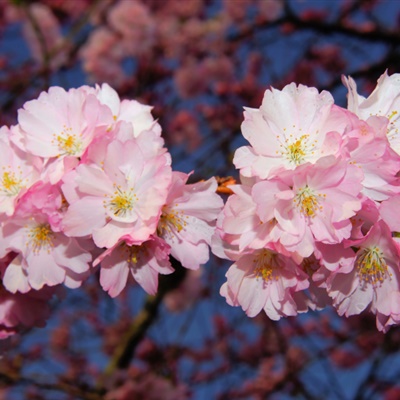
[214,71,400,332]
[0,84,223,338]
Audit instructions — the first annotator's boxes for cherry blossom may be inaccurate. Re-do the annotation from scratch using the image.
[158,172,223,270]
[233,83,346,179]
[0,182,91,292]
[0,126,41,216]
[252,156,363,257]
[220,246,309,320]
[15,86,107,159]
[343,71,400,154]
[86,83,161,137]
[96,235,174,298]
[62,138,172,248]
[326,221,400,332]
[0,283,58,339]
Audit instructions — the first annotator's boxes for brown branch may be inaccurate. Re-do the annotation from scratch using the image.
[0,371,104,400]
[320,50,400,95]
[228,6,400,46]
[102,257,186,378]
[23,4,51,86]
[0,0,105,113]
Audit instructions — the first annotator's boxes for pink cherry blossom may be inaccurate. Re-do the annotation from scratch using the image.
[13,86,110,182]
[0,126,41,216]
[157,172,223,270]
[293,253,332,312]
[314,241,356,275]
[0,183,91,292]
[326,221,400,332]
[379,194,400,233]
[233,83,347,179]
[220,246,309,320]
[343,71,400,154]
[16,86,108,158]
[82,120,165,166]
[0,283,57,339]
[342,114,400,201]
[348,197,380,240]
[213,180,287,260]
[349,138,400,201]
[0,252,59,338]
[252,156,363,257]
[62,138,172,248]
[86,83,162,137]
[95,235,174,298]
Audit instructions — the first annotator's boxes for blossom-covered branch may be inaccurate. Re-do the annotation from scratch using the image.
[214,70,400,332]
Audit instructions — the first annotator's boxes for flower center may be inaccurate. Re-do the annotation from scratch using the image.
[127,245,141,264]
[53,126,83,156]
[121,243,147,269]
[27,223,54,254]
[0,169,23,197]
[253,249,279,282]
[287,136,307,164]
[276,133,317,166]
[158,207,188,235]
[357,246,390,286]
[104,185,138,219]
[295,186,325,218]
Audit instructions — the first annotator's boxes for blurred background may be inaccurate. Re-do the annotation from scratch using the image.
[2,0,400,399]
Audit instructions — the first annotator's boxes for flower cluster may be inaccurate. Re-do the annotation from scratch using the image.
[214,71,400,332]
[2,71,400,338]
[0,84,223,338]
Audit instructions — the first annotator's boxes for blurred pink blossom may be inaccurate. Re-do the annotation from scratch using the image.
[108,0,155,57]
[164,269,203,312]
[0,253,58,338]
[22,3,67,69]
[168,110,201,151]
[80,27,126,87]
[105,368,189,400]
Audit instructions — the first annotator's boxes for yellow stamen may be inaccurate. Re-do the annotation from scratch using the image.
[104,185,138,218]
[28,223,54,254]
[287,136,307,165]
[295,186,324,218]
[52,125,83,156]
[127,245,141,265]
[158,206,188,235]
[253,249,279,282]
[357,246,390,285]
[1,170,23,196]
[388,110,398,120]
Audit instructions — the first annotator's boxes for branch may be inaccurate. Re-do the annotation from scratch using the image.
[228,6,400,46]
[103,257,186,377]
[0,371,104,400]
[320,50,400,95]
[0,0,105,112]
